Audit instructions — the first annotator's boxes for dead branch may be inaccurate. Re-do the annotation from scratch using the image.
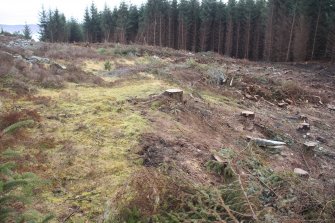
[62,207,80,223]
[216,189,239,223]
[237,174,258,221]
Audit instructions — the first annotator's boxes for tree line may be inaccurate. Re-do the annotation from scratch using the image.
[38,0,335,62]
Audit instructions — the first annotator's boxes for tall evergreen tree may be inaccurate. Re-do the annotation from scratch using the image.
[83,7,91,42]
[127,5,139,43]
[101,5,113,42]
[38,6,48,41]
[90,2,102,42]
[116,1,129,43]
[68,18,83,42]
[23,23,32,40]
[36,0,335,62]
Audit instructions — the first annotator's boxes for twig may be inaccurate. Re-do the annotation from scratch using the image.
[237,174,258,221]
[317,199,335,221]
[216,190,239,223]
[230,77,234,87]
[302,154,311,173]
[230,209,254,218]
[62,207,80,223]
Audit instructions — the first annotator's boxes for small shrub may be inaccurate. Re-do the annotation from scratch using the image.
[281,80,305,99]
[0,110,40,130]
[207,66,226,85]
[2,119,34,135]
[185,58,197,68]
[112,45,138,56]
[41,75,64,88]
[98,48,107,55]
[10,79,37,94]
[0,51,14,75]
[206,160,234,179]
[104,61,112,71]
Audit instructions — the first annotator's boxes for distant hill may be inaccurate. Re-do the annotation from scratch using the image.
[0,24,40,40]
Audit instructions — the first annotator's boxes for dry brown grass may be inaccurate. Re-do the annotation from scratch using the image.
[0,51,15,75]
[1,55,107,93]
[35,43,105,60]
[109,168,184,222]
[0,109,40,130]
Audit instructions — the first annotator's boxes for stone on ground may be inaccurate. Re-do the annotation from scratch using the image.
[294,168,309,176]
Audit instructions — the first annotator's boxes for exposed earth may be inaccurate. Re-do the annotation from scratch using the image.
[1,36,335,222]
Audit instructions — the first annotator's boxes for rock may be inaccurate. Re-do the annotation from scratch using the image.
[297,122,310,131]
[245,93,254,100]
[7,38,34,48]
[241,111,255,118]
[315,148,335,159]
[163,89,183,102]
[294,168,309,176]
[13,55,23,60]
[51,62,67,70]
[316,136,327,143]
[278,102,288,107]
[285,99,293,105]
[327,104,335,111]
[299,114,308,121]
[304,141,318,150]
[27,56,50,64]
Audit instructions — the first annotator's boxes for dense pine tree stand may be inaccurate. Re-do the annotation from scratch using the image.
[38,0,335,62]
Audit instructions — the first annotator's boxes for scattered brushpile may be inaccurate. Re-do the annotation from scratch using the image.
[0,37,334,222]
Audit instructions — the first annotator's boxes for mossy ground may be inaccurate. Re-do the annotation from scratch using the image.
[2,42,334,222]
[2,74,170,221]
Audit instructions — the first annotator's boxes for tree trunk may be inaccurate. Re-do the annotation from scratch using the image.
[225,16,233,56]
[236,22,240,58]
[218,20,222,54]
[193,20,197,52]
[245,14,251,59]
[286,4,297,62]
[311,0,322,60]
[267,2,275,61]
[159,15,162,47]
[201,24,206,51]
[168,16,171,48]
[154,16,157,46]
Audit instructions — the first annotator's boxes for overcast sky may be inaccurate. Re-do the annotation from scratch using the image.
[0,0,146,25]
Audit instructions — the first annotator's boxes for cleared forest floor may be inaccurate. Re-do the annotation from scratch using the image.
[1,36,335,222]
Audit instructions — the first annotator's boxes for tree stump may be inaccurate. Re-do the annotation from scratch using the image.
[163,89,183,102]
[241,111,255,119]
[297,122,310,131]
[304,141,318,150]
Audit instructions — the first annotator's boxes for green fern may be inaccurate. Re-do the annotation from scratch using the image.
[0,162,15,175]
[2,179,28,192]
[0,162,52,223]
[2,119,34,135]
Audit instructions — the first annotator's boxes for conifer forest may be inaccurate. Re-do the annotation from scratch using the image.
[39,0,335,62]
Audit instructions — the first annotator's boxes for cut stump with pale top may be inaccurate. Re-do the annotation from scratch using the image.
[163,89,183,102]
